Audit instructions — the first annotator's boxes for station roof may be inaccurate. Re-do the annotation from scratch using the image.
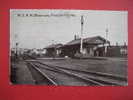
[64,36,110,46]
[44,44,63,49]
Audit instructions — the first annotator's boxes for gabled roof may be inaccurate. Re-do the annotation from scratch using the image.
[44,44,63,49]
[65,36,110,46]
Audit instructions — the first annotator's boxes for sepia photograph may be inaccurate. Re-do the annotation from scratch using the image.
[10,9,128,86]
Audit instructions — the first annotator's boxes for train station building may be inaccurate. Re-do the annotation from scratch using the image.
[44,36,127,58]
[60,36,110,57]
[44,44,63,57]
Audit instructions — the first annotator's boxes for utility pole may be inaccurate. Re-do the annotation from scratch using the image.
[52,40,56,58]
[15,33,19,61]
[105,28,108,56]
[80,15,84,54]
[16,42,19,58]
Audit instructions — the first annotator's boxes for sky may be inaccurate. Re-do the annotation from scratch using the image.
[10,9,128,49]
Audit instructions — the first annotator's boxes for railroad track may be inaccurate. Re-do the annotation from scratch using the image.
[27,62,57,85]
[26,61,104,86]
[26,60,127,86]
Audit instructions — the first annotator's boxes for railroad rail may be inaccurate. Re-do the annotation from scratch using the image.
[26,61,104,86]
[27,62,58,85]
[26,60,127,86]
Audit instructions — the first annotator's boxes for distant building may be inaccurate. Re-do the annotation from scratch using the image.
[60,36,110,57]
[44,44,63,57]
[106,45,128,57]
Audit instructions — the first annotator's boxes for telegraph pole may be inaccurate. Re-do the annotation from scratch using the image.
[80,15,84,54]
[105,28,108,56]
[52,40,56,58]
[15,33,19,61]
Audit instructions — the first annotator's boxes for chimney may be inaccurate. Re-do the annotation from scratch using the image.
[124,42,127,46]
[74,34,80,40]
[74,35,77,40]
[116,42,118,46]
